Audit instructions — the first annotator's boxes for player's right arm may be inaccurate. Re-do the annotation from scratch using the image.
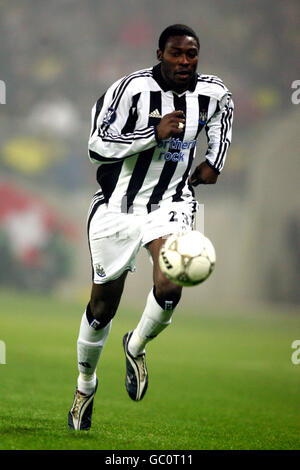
[89,77,158,164]
[88,77,185,164]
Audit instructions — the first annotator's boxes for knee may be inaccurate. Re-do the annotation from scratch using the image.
[89,296,118,326]
[154,278,182,308]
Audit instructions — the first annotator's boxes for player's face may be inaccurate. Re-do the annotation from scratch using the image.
[157,35,199,92]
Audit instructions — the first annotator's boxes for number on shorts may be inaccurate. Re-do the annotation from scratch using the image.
[182,212,189,226]
[169,210,190,227]
[169,211,178,222]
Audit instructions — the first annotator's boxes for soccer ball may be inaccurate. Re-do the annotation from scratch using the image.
[159,231,216,287]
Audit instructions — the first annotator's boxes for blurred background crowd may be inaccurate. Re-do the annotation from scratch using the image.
[0,0,299,308]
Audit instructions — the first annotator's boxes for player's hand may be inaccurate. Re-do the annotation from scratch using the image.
[156,110,185,140]
[189,161,219,186]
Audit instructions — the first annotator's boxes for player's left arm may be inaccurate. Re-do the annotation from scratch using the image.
[190,91,234,186]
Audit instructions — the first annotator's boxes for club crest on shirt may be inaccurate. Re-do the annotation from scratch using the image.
[103,107,117,126]
[199,109,208,124]
[95,263,106,278]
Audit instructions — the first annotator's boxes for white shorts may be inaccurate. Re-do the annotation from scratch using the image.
[88,200,198,284]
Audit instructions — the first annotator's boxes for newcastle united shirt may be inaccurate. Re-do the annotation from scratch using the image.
[88,64,234,214]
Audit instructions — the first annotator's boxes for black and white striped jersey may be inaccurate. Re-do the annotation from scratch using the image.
[88,63,233,214]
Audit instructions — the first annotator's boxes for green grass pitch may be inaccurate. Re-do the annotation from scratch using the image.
[0,290,299,450]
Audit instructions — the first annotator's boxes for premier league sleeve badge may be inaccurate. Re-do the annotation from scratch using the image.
[103,107,117,126]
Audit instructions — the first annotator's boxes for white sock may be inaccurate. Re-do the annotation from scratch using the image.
[128,289,174,357]
[77,373,97,396]
[77,311,111,394]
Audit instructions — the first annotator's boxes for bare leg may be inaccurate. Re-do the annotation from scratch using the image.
[147,237,182,307]
[89,270,128,328]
